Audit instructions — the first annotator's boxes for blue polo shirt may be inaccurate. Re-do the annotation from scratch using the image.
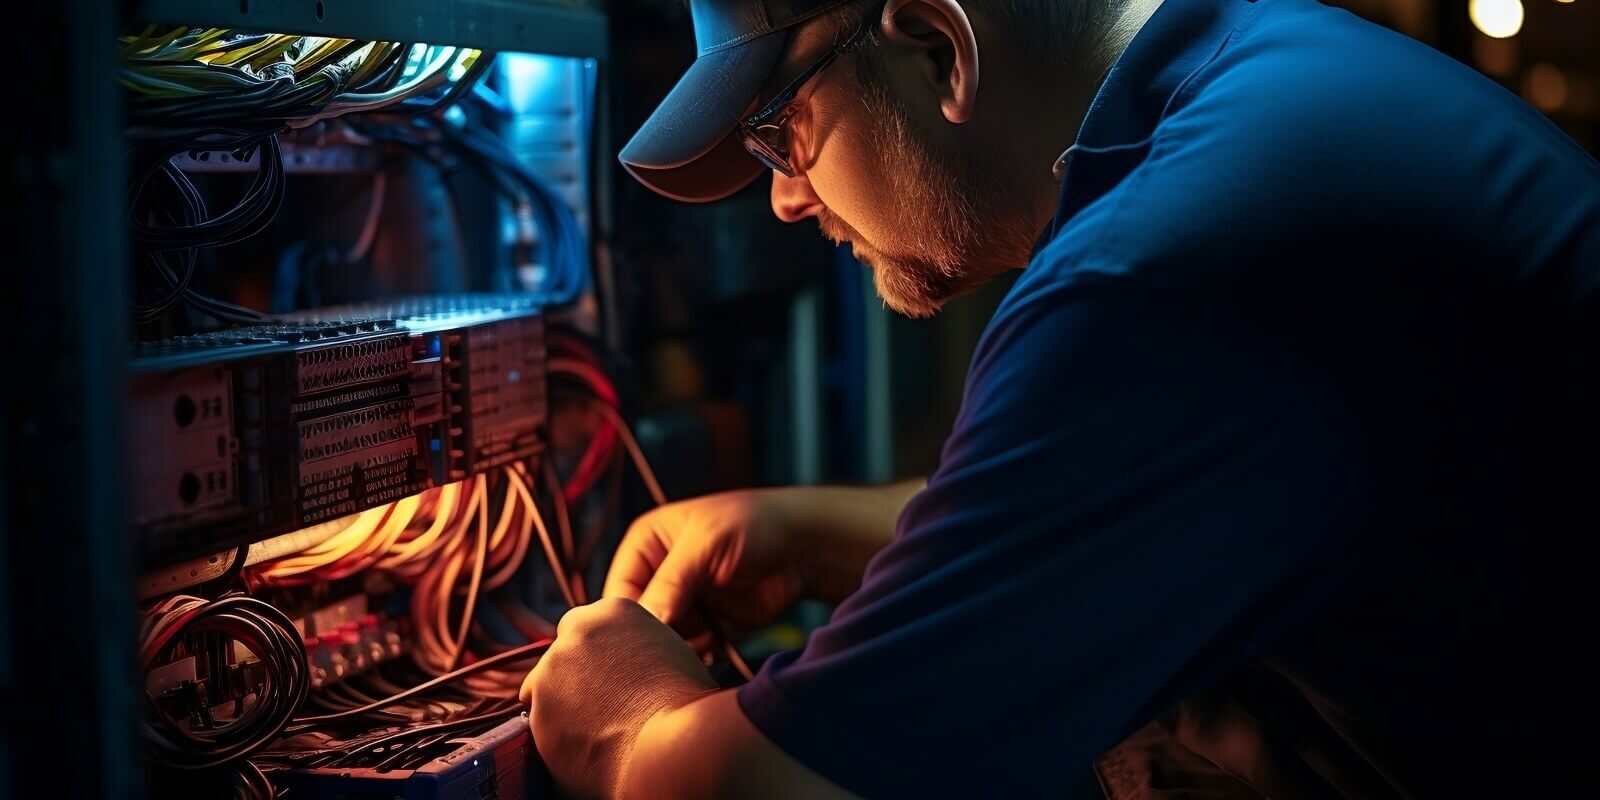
[737,0,1600,796]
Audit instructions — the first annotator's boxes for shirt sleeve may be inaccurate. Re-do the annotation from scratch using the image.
[736,279,1377,797]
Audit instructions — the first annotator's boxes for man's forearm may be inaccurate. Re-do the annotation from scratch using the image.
[773,479,923,603]
[623,689,855,799]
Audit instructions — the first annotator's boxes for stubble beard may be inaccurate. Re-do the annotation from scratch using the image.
[819,57,1037,319]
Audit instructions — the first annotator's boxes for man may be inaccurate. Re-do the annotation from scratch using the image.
[522,0,1600,795]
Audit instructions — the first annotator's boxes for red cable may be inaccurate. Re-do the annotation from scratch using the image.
[549,353,621,503]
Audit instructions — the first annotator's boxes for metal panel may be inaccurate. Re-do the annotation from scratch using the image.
[5,0,139,795]
[503,54,597,235]
[172,142,380,174]
[137,0,608,59]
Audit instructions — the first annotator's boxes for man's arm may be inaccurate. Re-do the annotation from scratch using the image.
[703,282,1375,796]
[603,479,923,638]
[532,280,1374,797]
[624,690,855,799]
[772,479,924,602]
[521,598,853,798]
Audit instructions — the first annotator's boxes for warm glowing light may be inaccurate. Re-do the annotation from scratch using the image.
[1524,64,1569,111]
[1470,0,1524,38]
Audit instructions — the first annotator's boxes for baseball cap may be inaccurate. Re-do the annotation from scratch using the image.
[619,0,852,203]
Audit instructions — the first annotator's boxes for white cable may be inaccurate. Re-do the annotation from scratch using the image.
[290,46,459,128]
[346,170,387,262]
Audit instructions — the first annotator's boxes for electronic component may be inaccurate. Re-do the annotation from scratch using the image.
[131,366,244,556]
[133,321,419,563]
[239,327,423,535]
[104,10,606,800]
[285,295,549,482]
[291,594,407,690]
[133,300,547,567]
[271,717,551,800]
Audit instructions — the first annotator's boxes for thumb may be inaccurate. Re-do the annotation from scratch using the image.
[637,543,706,629]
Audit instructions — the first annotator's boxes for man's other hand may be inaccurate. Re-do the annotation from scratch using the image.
[603,489,810,641]
[603,482,921,645]
[519,598,718,799]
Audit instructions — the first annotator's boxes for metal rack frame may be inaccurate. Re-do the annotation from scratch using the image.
[0,2,611,797]
[136,0,617,327]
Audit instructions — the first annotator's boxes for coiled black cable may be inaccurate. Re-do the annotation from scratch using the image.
[142,594,311,771]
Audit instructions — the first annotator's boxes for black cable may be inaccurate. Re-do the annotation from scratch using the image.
[143,594,311,770]
[133,169,200,322]
[348,115,586,304]
[132,133,286,250]
[130,133,278,325]
[327,705,519,769]
[130,155,208,322]
[354,43,414,93]
[549,379,758,682]
[286,640,549,730]
[356,672,454,719]
[307,694,358,713]
[230,760,274,800]
[445,124,588,303]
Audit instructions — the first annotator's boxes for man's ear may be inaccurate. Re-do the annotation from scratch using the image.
[879,0,980,124]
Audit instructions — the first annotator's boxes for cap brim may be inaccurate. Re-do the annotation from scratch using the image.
[619,29,788,204]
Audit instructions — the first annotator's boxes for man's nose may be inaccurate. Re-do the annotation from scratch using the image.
[770,169,824,223]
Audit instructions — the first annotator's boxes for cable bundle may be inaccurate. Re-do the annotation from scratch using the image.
[239,339,756,763]
[248,467,554,696]
[120,30,480,136]
[119,28,497,326]
[130,134,283,324]
[141,593,311,770]
[354,111,590,306]
[446,123,590,304]
[547,350,757,680]
[549,332,620,503]
[283,639,550,733]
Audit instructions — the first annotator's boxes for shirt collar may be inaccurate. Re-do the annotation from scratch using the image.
[1038,0,1259,247]
[1075,0,1258,151]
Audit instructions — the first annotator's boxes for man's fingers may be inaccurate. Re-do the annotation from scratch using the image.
[602,518,671,601]
[636,544,704,628]
[686,630,716,653]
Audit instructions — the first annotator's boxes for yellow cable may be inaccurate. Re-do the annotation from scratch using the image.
[486,469,519,553]
[258,504,388,579]
[483,466,537,591]
[379,481,462,569]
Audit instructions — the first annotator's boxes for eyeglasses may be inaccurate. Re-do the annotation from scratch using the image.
[737,17,871,177]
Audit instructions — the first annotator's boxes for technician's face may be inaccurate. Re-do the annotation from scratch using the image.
[761,12,1036,319]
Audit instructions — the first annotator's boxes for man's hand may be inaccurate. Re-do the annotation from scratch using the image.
[603,482,923,641]
[604,489,807,640]
[519,598,717,799]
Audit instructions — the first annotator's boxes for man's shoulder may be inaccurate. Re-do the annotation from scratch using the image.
[1196,0,1519,130]
[1165,0,1582,194]
[1031,0,1593,296]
